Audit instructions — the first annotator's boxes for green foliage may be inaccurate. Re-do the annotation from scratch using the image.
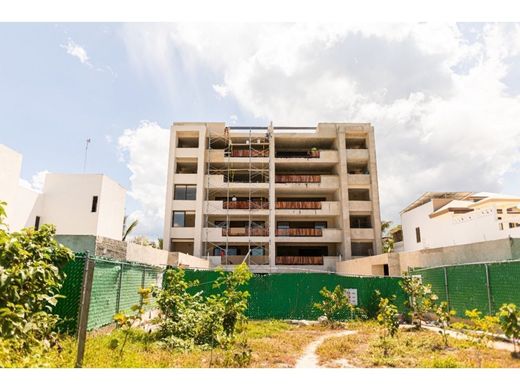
[452,309,499,367]
[375,291,399,357]
[313,285,366,326]
[155,263,253,365]
[112,287,152,358]
[434,301,456,347]
[497,303,520,354]
[0,201,74,365]
[399,273,438,329]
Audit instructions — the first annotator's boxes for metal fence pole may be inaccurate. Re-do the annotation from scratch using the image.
[484,263,493,315]
[115,263,123,315]
[75,252,96,368]
[443,267,450,309]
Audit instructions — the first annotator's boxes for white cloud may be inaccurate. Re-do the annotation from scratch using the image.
[121,23,520,225]
[19,170,49,192]
[212,84,228,97]
[61,38,91,66]
[117,121,169,238]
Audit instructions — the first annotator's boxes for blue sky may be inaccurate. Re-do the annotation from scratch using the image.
[1,23,520,238]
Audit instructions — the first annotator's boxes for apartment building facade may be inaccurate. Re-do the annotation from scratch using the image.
[163,122,382,272]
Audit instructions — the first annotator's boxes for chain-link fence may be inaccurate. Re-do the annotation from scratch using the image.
[411,259,520,316]
[54,253,163,332]
[181,269,408,319]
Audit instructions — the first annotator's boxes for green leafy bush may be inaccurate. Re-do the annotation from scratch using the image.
[375,291,399,357]
[155,262,253,364]
[497,303,520,355]
[0,201,74,366]
[399,273,437,329]
[434,301,456,347]
[314,285,366,326]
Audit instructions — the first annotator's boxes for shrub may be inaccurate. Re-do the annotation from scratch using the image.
[399,273,438,329]
[113,287,152,358]
[314,285,366,327]
[452,309,498,367]
[434,301,456,347]
[375,291,399,357]
[0,201,73,365]
[497,303,520,355]
[155,263,253,360]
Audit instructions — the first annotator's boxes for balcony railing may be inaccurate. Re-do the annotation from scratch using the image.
[230,149,269,157]
[275,228,323,237]
[275,175,321,183]
[275,201,321,209]
[275,150,320,158]
[275,256,324,265]
[222,227,268,236]
[224,201,269,209]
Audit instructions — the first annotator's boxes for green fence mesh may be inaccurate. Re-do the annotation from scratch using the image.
[181,269,408,320]
[412,259,520,317]
[55,254,164,332]
[54,254,86,332]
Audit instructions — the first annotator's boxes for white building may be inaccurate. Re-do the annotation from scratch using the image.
[0,144,126,240]
[400,192,520,252]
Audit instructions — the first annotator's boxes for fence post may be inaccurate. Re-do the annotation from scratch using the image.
[484,263,493,315]
[75,252,95,368]
[140,266,146,306]
[443,267,450,309]
[115,263,123,315]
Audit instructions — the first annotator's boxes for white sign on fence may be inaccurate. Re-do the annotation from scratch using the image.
[344,288,358,306]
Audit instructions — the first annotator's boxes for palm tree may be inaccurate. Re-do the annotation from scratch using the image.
[122,215,139,241]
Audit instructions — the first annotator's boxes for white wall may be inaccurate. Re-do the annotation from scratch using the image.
[0,144,42,231]
[402,200,520,251]
[41,174,125,240]
[96,175,126,240]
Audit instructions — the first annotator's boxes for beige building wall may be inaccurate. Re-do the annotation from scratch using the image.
[163,122,383,272]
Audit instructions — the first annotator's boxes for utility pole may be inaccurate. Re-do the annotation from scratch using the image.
[83,138,91,173]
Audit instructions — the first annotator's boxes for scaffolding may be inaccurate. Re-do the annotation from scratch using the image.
[203,126,271,266]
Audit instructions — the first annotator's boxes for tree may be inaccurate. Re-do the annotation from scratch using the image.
[313,285,362,326]
[399,273,438,329]
[434,301,456,347]
[497,303,520,355]
[375,291,399,357]
[381,220,394,253]
[0,201,74,362]
[122,215,138,241]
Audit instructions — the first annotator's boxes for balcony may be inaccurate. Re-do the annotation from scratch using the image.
[207,175,268,189]
[222,227,268,237]
[275,175,320,183]
[275,201,321,209]
[224,200,269,209]
[205,200,269,216]
[204,227,269,242]
[230,149,269,157]
[275,256,324,265]
[349,200,372,212]
[346,148,369,162]
[274,150,339,164]
[275,228,342,243]
[348,174,371,186]
[350,228,375,240]
[275,201,340,216]
[275,228,323,237]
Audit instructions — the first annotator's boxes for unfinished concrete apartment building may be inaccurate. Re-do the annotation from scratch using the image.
[163,122,382,272]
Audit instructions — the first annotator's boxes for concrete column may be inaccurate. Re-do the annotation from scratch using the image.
[268,123,276,268]
[193,126,208,257]
[367,125,383,255]
[163,125,177,251]
[336,125,352,259]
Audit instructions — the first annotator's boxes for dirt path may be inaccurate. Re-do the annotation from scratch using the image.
[295,330,357,368]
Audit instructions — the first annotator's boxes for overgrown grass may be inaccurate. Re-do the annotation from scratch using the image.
[316,321,520,368]
[8,320,321,368]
